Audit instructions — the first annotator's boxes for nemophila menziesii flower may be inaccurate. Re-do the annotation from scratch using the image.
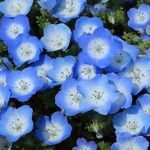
[0,70,9,87]
[55,78,89,116]
[107,73,133,114]
[111,133,149,150]
[32,55,54,90]
[107,37,139,72]
[74,60,98,80]
[113,105,150,136]
[0,15,30,46]
[48,56,76,85]
[0,0,33,17]
[72,138,97,150]
[127,4,150,30]
[78,74,119,115]
[137,94,150,116]
[38,0,59,12]
[35,112,72,145]
[77,27,122,68]
[41,23,71,52]
[119,58,150,95]
[7,67,43,102]
[8,35,43,67]
[73,16,103,42]
[0,105,33,142]
[0,86,10,111]
[52,0,87,22]
[146,24,150,35]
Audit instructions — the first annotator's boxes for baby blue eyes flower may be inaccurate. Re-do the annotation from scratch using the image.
[0,105,33,142]
[48,56,76,85]
[0,70,9,87]
[0,0,33,17]
[73,16,103,42]
[38,0,58,11]
[120,58,150,95]
[113,105,150,136]
[111,133,149,150]
[35,112,72,145]
[55,78,89,116]
[52,0,87,22]
[0,86,10,111]
[77,27,122,68]
[41,23,71,52]
[7,67,43,102]
[8,35,43,67]
[127,4,150,30]
[0,15,30,46]
[137,94,150,116]
[33,55,54,90]
[72,138,97,150]
[78,74,119,115]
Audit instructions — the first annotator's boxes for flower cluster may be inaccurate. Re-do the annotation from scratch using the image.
[0,0,150,149]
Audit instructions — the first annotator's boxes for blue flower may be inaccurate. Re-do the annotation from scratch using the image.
[38,0,59,12]
[73,16,103,42]
[8,35,43,67]
[0,86,10,111]
[77,27,122,68]
[48,56,76,85]
[111,133,149,150]
[78,74,119,115]
[127,4,150,30]
[0,15,30,46]
[137,94,150,116]
[72,138,97,150]
[52,0,87,22]
[74,60,99,80]
[35,112,72,145]
[0,70,9,87]
[119,58,150,95]
[32,55,54,90]
[0,0,33,17]
[0,105,33,142]
[55,78,89,116]
[113,105,150,136]
[7,67,43,102]
[107,37,139,72]
[41,23,71,52]
[107,73,133,114]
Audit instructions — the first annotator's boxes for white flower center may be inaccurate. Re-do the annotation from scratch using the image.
[14,78,34,95]
[81,24,97,35]
[37,64,52,83]
[7,23,24,39]
[66,88,82,109]
[7,0,26,16]
[122,117,143,135]
[59,0,81,17]
[80,146,91,150]
[44,123,63,141]
[45,33,67,51]
[8,118,25,136]
[120,140,139,150]
[58,66,72,82]
[135,11,149,24]
[79,64,96,79]
[90,89,107,105]
[17,42,36,62]
[88,39,109,59]
[142,105,150,116]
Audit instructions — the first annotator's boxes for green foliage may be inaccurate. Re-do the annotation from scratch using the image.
[98,141,111,150]
[0,40,7,55]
